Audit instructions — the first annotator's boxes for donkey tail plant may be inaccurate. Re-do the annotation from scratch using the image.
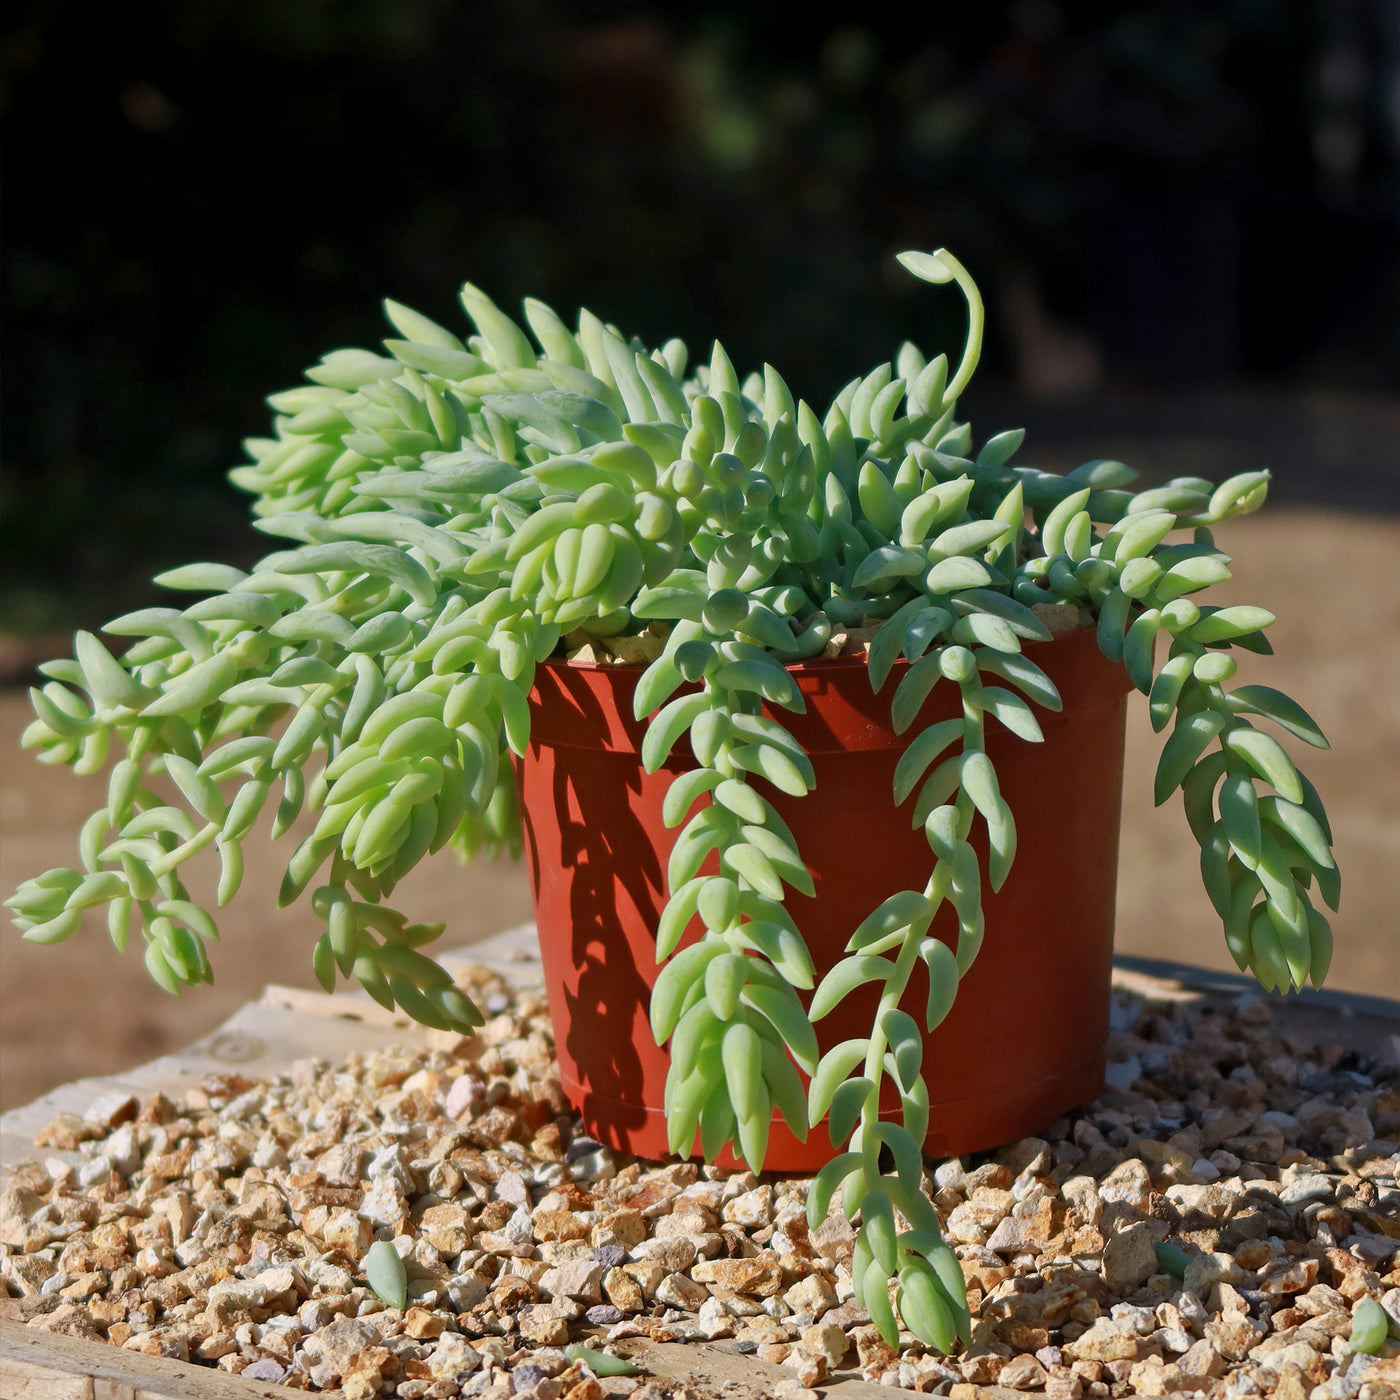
[8,249,1336,1352]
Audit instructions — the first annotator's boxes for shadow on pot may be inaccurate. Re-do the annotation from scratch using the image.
[518,628,1131,1169]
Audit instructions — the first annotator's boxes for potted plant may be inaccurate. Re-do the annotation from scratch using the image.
[6,249,1338,1355]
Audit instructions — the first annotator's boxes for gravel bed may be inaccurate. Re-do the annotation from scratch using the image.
[2,965,1397,1400]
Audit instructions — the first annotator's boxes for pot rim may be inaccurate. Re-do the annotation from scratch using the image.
[543,622,1099,677]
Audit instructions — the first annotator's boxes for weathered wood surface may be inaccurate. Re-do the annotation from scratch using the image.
[0,1317,309,1399]
[0,1319,908,1400]
[615,1337,905,1398]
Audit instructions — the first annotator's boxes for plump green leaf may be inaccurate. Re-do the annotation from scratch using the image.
[363,1239,408,1310]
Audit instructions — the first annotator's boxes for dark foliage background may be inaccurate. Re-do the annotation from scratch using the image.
[3,0,1397,636]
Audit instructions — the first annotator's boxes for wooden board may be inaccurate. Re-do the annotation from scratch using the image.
[616,1337,911,1398]
[0,1318,309,1400]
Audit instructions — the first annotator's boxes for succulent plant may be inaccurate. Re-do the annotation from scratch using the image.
[7,249,1337,1352]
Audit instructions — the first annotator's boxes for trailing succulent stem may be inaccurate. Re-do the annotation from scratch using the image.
[8,251,1337,1353]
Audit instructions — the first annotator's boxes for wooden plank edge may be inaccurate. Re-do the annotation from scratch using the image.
[0,1317,311,1400]
[1112,952,1400,1021]
[258,984,423,1028]
[257,922,545,1027]
[621,1337,900,1398]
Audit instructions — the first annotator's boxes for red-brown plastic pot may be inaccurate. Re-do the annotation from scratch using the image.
[517,626,1132,1170]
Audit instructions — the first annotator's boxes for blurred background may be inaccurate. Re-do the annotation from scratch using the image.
[2,0,1397,1110]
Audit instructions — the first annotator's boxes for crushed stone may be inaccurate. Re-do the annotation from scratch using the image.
[2,967,1397,1399]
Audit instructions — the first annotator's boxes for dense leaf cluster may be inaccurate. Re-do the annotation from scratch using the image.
[7,253,1337,1351]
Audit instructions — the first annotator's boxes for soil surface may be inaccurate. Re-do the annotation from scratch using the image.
[1,506,1396,1113]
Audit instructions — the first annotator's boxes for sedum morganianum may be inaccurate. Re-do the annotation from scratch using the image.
[8,249,1338,1353]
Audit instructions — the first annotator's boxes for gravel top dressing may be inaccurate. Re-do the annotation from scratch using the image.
[2,963,1396,1400]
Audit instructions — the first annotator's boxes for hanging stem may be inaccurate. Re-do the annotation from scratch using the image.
[896,248,985,408]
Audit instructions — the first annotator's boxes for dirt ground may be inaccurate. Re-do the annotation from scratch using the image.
[1,505,1396,1112]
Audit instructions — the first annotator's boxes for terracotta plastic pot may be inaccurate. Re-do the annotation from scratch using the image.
[518,626,1132,1170]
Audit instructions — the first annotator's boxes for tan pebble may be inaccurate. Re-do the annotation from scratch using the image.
[620,1259,664,1300]
[799,1322,848,1368]
[6,1256,58,1295]
[945,1201,993,1246]
[1234,1237,1275,1271]
[540,1258,603,1304]
[1061,1176,1103,1226]
[603,1265,645,1312]
[1177,1338,1226,1378]
[426,1333,480,1379]
[771,1382,819,1400]
[1270,1361,1313,1400]
[1259,1255,1320,1296]
[695,1295,733,1339]
[654,1272,707,1310]
[781,1347,827,1387]
[1221,1127,1285,1163]
[721,1185,773,1227]
[739,1314,791,1346]
[122,1329,189,1362]
[592,1208,646,1249]
[518,1302,570,1346]
[629,1236,695,1272]
[619,1179,682,1217]
[0,1186,43,1226]
[600,632,664,664]
[1214,1281,1252,1315]
[85,1092,140,1130]
[691,1256,784,1297]
[999,1352,1050,1389]
[1204,1311,1263,1360]
[1182,1250,1241,1296]
[28,1304,103,1341]
[194,1331,238,1360]
[653,1207,715,1239]
[997,1320,1051,1352]
[533,1209,588,1243]
[818,1298,871,1331]
[1134,1139,1196,1188]
[1063,1317,1141,1362]
[960,1350,1007,1383]
[539,1239,593,1269]
[1101,1221,1160,1291]
[1098,1159,1153,1210]
[1325,1248,1382,1300]
[403,1305,443,1339]
[1255,1341,1327,1381]
[783,1272,837,1315]
[986,1214,1039,1255]
[342,1367,386,1400]
[313,1144,367,1188]
[35,1114,103,1151]
[1127,1356,1180,1396]
[86,1298,125,1331]
[963,1248,1019,1288]
[358,1178,408,1231]
[319,1208,372,1257]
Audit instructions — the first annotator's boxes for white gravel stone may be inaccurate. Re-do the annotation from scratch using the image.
[10,964,1394,1400]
